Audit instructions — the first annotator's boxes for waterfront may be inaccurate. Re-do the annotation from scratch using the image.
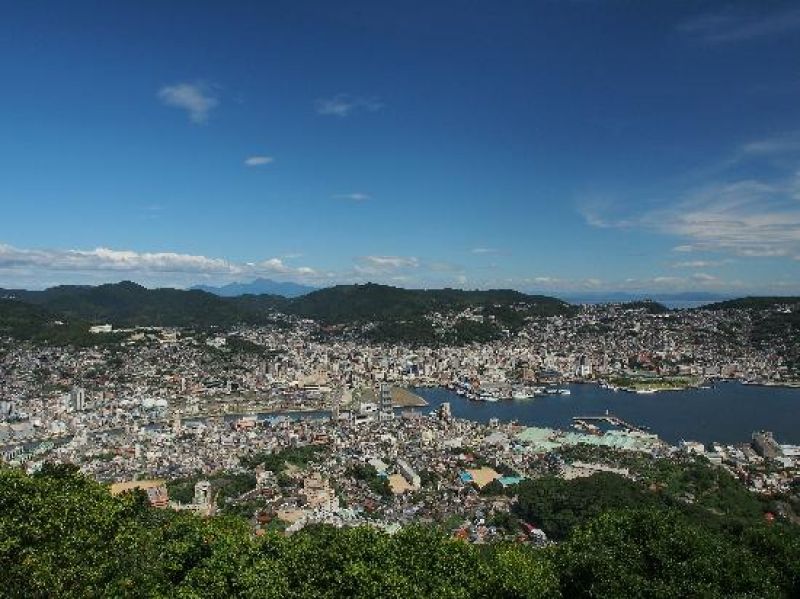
[414,382,800,446]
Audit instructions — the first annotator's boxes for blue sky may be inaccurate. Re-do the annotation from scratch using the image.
[1,1,799,295]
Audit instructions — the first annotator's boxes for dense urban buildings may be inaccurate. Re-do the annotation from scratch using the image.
[2,297,799,539]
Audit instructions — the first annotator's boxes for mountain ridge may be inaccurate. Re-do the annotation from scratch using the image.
[0,281,573,332]
[2,281,799,338]
[191,277,317,298]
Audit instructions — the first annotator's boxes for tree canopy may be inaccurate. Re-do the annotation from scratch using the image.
[1,465,798,598]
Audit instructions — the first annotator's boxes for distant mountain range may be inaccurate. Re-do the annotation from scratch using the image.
[0,281,573,334]
[564,291,731,307]
[0,281,286,329]
[1,281,797,346]
[191,278,317,298]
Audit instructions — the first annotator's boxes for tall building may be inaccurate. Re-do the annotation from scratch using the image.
[70,387,86,412]
[379,383,394,422]
[330,390,341,421]
[172,410,182,435]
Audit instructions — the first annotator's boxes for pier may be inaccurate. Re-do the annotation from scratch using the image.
[572,413,650,434]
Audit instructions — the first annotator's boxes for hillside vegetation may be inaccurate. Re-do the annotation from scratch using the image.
[0,282,574,344]
[0,299,121,346]
[1,282,286,328]
[1,464,798,598]
[703,296,800,369]
[704,297,800,310]
[289,283,574,323]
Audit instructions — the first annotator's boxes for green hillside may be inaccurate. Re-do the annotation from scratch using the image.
[0,299,119,346]
[704,296,800,310]
[0,282,572,334]
[1,281,286,328]
[1,464,797,598]
[287,283,575,323]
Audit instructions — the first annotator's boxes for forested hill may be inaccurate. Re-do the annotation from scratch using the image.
[288,283,575,323]
[704,296,800,310]
[7,282,800,342]
[0,281,574,330]
[2,464,798,598]
[0,281,287,328]
[701,296,800,369]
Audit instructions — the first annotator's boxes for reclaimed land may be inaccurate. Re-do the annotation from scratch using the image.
[391,386,429,407]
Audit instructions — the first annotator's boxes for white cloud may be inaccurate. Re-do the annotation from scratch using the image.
[678,8,800,43]
[0,243,320,286]
[352,256,421,277]
[333,193,371,202]
[653,180,800,257]
[471,247,500,254]
[256,258,289,273]
[586,177,800,259]
[244,156,274,166]
[315,94,382,117]
[361,256,419,269]
[672,260,727,269]
[0,244,237,274]
[157,82,218,123]
[740,132,800,156]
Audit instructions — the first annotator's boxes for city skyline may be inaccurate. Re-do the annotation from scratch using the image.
[2,1,800,294]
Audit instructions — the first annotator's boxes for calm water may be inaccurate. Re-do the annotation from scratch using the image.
[412,383,800,446]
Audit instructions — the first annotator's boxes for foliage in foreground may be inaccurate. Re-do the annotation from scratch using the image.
[1,464,799,598]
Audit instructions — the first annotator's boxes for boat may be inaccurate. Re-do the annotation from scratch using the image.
[544,388,570,395]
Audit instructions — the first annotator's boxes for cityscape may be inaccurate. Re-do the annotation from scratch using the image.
[3,1,800,597]
[2,288,799,545]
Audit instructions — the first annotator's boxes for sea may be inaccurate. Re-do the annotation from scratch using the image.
[411,382,800,446]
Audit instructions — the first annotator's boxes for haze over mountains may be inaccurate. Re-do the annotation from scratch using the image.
[193,280,731,307]
[191,278,317,298]
[565,291,731,309]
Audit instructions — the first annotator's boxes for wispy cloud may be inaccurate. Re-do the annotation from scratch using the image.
[315,94,383,117]
[333,192,371,202]
[588,179,800,258]
[653,180,800,257]
[244,156,274,166]
[354,256,419,275]
[678,7,800,43]
[741,138,800,157]
[157,82,218,123]
[509,273,753,295]
[583,128,800,261]
[470,247,500,255]
[671,260,728,269]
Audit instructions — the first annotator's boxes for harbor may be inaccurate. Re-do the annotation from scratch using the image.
[414,381,800,445]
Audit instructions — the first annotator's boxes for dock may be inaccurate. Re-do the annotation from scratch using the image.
[572,414,649,434]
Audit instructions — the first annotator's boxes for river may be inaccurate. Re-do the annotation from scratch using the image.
[411,382,800,446]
